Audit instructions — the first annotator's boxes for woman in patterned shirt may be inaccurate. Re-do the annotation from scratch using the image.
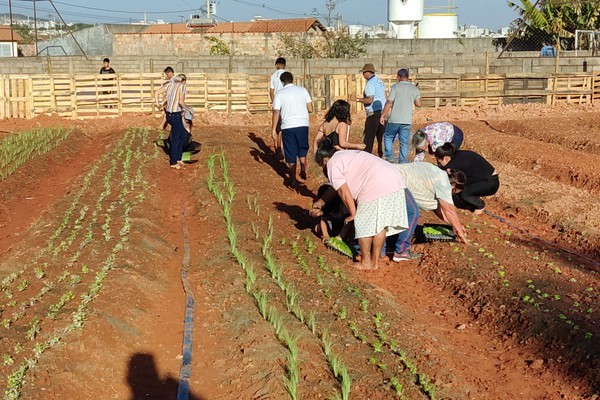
[412,122,464,162]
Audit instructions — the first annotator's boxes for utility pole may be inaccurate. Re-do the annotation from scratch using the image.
[206,0,211,19]
[33,0,38,55]
[8,0,14,56]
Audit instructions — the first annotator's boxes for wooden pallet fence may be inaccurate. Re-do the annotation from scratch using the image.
[1,72,599,119]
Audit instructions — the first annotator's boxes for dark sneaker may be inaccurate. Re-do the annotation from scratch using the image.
[392,249,421,262]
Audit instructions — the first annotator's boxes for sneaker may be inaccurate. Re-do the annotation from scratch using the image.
[392,249,421,262]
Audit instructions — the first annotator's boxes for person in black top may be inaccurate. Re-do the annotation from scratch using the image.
[313,100,365,156]
[99,58,116,107]
[435,143,499,215]
[99,58,115,75]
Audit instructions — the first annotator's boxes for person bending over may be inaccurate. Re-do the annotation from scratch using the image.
[395,162,468,243]
[435,143,499,215]
[315,142,419,270]
[412,122,464,162]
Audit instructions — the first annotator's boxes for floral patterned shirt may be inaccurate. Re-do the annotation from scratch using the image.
[414,122,455,162]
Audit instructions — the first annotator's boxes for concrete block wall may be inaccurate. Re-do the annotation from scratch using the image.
[0,53,597,76]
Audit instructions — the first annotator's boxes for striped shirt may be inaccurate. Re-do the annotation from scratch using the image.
[395,162,454,211]
[165,82,186,113]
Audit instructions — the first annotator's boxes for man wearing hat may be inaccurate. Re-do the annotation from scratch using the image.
[355,63,386,157]
[380,68,421,164]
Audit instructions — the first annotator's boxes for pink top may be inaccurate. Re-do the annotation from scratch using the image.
[327,150,406,204]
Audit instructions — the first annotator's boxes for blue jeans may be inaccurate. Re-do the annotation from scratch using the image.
[392,190,420,254]
[167,111,185,165]
[383,123,412,163]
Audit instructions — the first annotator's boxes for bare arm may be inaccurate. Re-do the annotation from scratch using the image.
[414,97,422,107]
[380,99,393,125]
[436,199,468,244]
[154,85,166,105]
[307,102,314,113]
[337,123,365,150]
[336,183,356,222]
[271,109,281,136]
[355,95,374,105]
[313,123,325,156]
[269,88,275,102]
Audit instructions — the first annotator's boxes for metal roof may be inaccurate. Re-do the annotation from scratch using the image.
[0,25,22,42]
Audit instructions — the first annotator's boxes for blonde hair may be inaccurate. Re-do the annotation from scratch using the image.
[174,73,187,82]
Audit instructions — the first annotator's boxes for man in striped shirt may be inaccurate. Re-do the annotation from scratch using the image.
[165,74,193,169]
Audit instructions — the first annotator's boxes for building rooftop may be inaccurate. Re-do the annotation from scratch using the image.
[206,18,326,34]
[0,25,22,42]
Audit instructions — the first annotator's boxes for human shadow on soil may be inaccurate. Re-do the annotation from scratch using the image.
[274,201,315,231]
[248,132,315,199]
[127,353,206,400]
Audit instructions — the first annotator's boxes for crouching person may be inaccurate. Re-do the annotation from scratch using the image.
[435,143,499,215]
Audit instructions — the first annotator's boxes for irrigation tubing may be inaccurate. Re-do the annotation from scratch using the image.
[484,210,600,269]
[177,205,195,400]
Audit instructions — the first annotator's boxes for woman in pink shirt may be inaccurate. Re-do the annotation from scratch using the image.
[314,141,418,270]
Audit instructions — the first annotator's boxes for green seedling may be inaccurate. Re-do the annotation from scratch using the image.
[323,288,332,299]
[33,267,45,279]
[16,280,30,292]
[27,318,41,341]
[390,375,404,397]
[305,236,317,254]
[336,306,347,320]
[308,311,317,334]
[372,339,384,353]
[3,355,14,366]
[360,299,369,313]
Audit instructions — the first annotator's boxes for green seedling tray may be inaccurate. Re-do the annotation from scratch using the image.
[182,151,192,162]
[423,223,456,242]
[325,237,357,259]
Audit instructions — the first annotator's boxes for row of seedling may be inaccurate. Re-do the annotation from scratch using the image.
[0,127,73,181]
[2,128,155,399]
[207,151,302,398]
[0,130,139,328]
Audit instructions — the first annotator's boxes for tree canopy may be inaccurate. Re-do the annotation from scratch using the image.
[508,0,600,38]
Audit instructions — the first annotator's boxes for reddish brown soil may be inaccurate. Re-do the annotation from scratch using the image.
[0,103,597,400]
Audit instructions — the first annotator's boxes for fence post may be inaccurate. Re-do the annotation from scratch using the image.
[325,75,331,110]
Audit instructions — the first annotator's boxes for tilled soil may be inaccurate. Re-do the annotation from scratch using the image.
[0,104,597,399]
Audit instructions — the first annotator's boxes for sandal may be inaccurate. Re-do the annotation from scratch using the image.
[170,164,181,170]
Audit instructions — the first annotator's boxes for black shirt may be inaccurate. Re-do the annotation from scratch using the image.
[443,150,495,183]
[99,67,115,74]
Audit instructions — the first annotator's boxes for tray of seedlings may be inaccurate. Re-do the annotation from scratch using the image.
[422,223,456,242]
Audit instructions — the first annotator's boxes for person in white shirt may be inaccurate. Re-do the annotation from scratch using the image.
[269,57,287,160]
[272,71,313,187]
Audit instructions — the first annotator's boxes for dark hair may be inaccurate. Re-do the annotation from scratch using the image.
[434,142,456,160]
[103,58,110,63]
[397,68,409,77]
[447,169,466,191]
[315,137,336,166]
[324,100,351,124]
[280,71,293,85]
[316,184,342,215]
[164,66,174,74]
[275,57,286,66]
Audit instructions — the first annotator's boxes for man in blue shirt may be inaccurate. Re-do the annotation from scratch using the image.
[355,63,386,157]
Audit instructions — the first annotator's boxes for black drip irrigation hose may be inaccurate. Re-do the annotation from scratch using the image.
[177,206,195,400]
[484,210,600,269]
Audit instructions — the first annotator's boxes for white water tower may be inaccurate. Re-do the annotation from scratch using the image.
[388,0,424,39]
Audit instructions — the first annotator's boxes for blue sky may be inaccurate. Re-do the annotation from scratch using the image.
[2,0,519,30]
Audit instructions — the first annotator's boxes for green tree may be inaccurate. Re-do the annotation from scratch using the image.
[13,24,34,44]
[508,0,600,39]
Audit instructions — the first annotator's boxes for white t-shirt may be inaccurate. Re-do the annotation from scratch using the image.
[270,69,286,92]
[272,84,312,130]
